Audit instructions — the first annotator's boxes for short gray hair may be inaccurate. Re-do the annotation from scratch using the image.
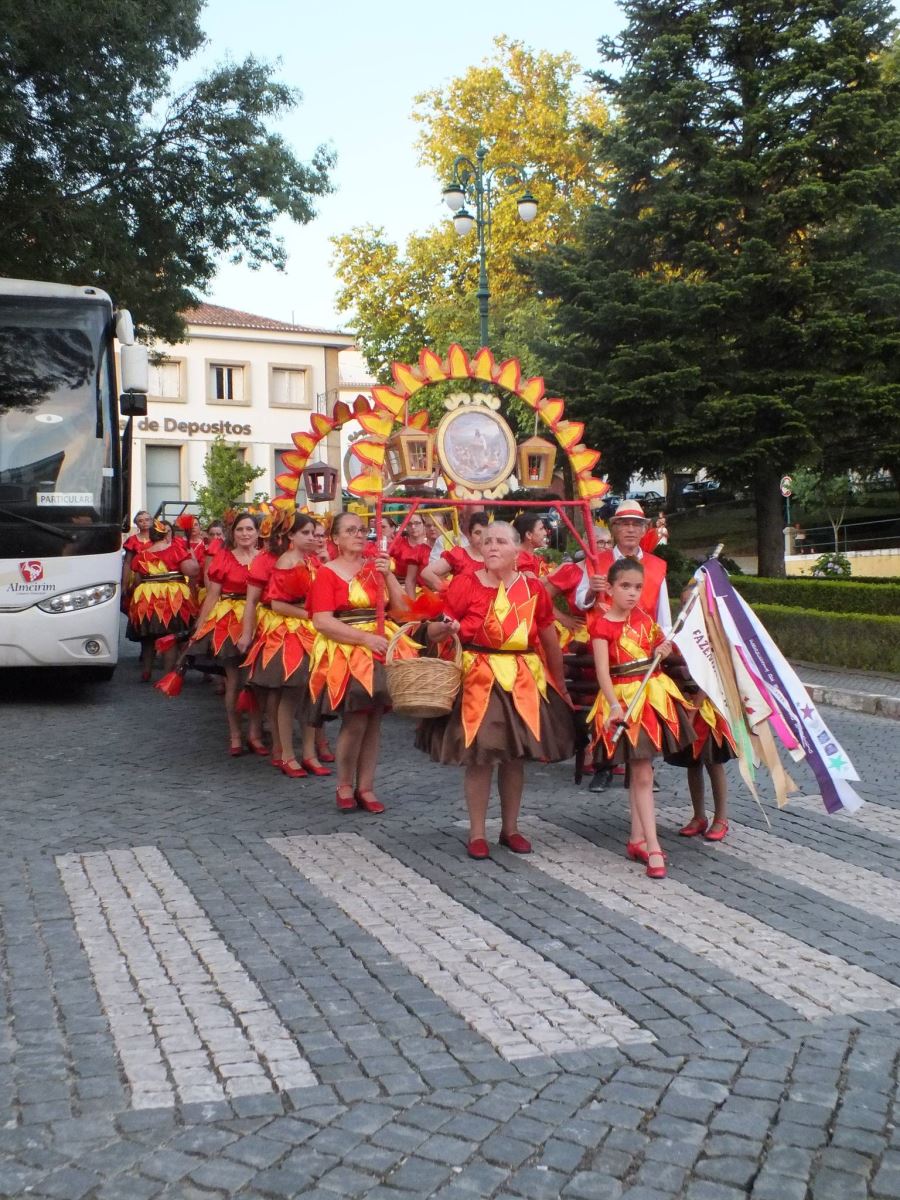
[482,520,521,546]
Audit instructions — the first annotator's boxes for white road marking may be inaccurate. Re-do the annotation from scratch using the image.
[511,818,900,1021]
[269,833,653,1060]
[57,847,316,1109]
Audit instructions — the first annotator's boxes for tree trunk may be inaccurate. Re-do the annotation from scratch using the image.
[755,465,785,577]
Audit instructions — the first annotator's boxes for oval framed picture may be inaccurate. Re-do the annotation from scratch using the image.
[436,405,517,492]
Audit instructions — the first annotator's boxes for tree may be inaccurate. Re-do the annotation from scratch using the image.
[0,0,334,341]
[331,37,609,381]
[529,1,900,575]
[791,468,861,553]
[193,437,265,524]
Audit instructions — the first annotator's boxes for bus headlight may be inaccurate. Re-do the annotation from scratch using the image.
[37,583,117,614]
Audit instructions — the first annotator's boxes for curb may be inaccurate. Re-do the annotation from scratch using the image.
[801,682,900,722]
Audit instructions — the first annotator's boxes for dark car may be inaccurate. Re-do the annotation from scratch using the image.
[683,480,732,506]
[627,489,665,512]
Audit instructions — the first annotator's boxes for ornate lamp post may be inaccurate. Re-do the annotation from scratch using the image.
[442,144,538,348]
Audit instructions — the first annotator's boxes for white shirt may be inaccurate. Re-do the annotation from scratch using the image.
[574,544,672,632]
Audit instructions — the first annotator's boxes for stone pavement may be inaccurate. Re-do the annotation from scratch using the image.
[795,664,900,722]
[0,648,899,1199]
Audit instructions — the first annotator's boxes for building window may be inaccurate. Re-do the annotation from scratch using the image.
[208,362,247,405]
[270,366,310,408]
[274,448,307,503]
[145,445,182,516]
[149,359,183,401]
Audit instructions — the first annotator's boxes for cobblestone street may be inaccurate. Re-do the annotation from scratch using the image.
[1,646,899,1200]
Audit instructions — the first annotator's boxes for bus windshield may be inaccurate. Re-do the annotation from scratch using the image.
[0,296,119,555]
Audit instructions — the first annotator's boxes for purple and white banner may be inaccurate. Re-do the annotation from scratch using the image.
[701,561,863,814]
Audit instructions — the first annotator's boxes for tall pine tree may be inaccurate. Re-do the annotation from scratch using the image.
[531,1,900,575]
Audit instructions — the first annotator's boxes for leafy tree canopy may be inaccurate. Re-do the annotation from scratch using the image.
[193,436,265,524]
[530,1,900,576]
[331,37,609,382]
[0,0,334,340]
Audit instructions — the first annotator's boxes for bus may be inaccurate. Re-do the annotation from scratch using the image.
[0,279,148,679]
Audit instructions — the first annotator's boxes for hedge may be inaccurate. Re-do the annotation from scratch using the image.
[752,604,900,673]
[734,576,900,616]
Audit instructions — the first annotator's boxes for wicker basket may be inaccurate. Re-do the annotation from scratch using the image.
[385,622,462,718]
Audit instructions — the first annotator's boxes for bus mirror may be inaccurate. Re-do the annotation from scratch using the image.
[115,309,136,346]
[120,392,147,417]
[120,343,149,395]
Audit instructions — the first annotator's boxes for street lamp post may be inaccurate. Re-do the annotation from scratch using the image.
[442,144,538,348]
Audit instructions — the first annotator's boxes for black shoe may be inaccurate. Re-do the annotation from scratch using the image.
[590,769,613,793]
[652,780,660,793]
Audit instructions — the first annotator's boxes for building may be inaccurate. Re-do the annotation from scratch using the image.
[126,304,356,517]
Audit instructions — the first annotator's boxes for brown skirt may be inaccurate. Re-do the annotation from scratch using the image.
[126,610,193,643]
[311,660,391,721]
[665,723,736,768]
[244,649,310,693]
[416,684,576,767]
[608,703,697,765]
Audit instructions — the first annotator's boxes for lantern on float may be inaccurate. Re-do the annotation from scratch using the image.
[386,426,435,483]
[516,436,556,490]
[302,460,339,503]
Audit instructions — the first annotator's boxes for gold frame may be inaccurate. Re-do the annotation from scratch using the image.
[436,404,516,493]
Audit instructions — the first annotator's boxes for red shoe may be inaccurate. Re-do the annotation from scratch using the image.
[140,670,152,683]
[679,817,709,838]
[271,757,284,770]
[336,786,356,812]
[247,738,270,756]
[301,758,332,777]
[704,819,729,842]
[317,748,335,764]
[467,838,491,860]
[498,831,532,854]
[355,789,385,814]
[646,850,667,879]
[280,759,307,779]
[228,742,244,758]
[626,840,649,864]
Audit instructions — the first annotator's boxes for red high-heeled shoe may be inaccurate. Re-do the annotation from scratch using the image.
[678,817,708,838]
[354,789,385,814]
[271,757,284,770]
[317,747,335,764]
[704,819,729,842]
[646,850,667,879]
[336,785,356,812]
[301,758,332,777]
[247,738,270,757]
[626,840,649,864]
[280,759,307,779]
[228,743,244,758]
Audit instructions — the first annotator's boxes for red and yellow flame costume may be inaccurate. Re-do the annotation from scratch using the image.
[127,539,196,640]
[307,563,417,714]
[546,560,592,652]
[587,606,694,761]
[192,548,259,661]
[241,557,318,687]
[417,572,574,766]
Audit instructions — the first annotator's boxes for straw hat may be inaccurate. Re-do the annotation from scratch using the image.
[610,499,649,522]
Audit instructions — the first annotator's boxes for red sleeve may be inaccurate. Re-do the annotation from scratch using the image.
[533,580,555,631]
[587,610,615,641]
[207,549,230,586]
[307,568,345,615]
[442,574,472,622]
[641,528,660,553]
[248,552,274,589]
[123,534,141,553]
[441,546,465,573]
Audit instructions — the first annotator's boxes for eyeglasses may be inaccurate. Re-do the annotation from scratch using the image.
[342,526,366,535]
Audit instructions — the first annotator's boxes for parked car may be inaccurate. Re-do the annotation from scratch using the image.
[683,480,733,505]
[627,489,665,512]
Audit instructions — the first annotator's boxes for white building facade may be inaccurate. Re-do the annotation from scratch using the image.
[125,304,356,518]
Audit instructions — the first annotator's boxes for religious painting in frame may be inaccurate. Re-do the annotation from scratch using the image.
[435,403,517,494]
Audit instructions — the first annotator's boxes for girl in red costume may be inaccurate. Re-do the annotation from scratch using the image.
[588,558,695,879]
[127,518,199,681]
[418,522,574,860]
[121,509,152,602]
[242,513,320,778]
[420,511,488,589]
[392,511,431,597]
[308,512,418,814]
[512,513,550,578]
[192,512,266,756]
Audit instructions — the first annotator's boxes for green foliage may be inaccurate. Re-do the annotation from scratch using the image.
[733,577,900,615]
[791,469,861,551]
[529,0,900,578]
[752,604,900,672]
[811,552,853,579]
[193,437,265,525]
[0,1,334,341]
[331,37,608,380]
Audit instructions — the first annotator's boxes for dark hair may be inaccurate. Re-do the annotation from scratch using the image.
[608,556,644,585]
[134,510,150,523]
[467,511,490,534]
[207,520,223,534]
[290,513,316,536]
[149,521,171,544]
[225,511,258,548]
[513,513,543,541]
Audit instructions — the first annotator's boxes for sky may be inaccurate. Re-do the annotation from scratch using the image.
[196,0,625,332]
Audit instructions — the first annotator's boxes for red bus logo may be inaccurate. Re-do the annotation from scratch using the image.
[19,560,44,582]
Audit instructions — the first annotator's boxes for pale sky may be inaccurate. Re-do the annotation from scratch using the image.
[196,0,624,332]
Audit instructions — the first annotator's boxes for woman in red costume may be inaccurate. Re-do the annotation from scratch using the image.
[546,526,614,650]
[127,518,199,681]
[420,511,488,589]
[121,509,152,602]
[512,513,550,578]
[588,558,695,879]
[242,513,321,778]
[308,511,418,814]
[418,522,574,861]
[392,511,430,597]
[192,512,267,756]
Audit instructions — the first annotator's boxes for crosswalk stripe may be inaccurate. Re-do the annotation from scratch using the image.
[787,794,900,842]
[268,833,653,1060]
[653,803,900,926]
[508,818,900,1021]
[57,848,316,1109]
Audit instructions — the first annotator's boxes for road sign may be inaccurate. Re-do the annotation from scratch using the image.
[780,475,793,498]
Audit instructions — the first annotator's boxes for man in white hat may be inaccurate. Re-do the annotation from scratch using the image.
[574,498,672,632]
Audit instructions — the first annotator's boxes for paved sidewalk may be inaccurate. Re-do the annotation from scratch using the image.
[795,663,900,720]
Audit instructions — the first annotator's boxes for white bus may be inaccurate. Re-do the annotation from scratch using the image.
[0,279,148,679]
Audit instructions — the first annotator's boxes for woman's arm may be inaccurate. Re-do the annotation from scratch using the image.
[178,555,200,579]
[404,564,419,598]
[312,611,388,656]
[236,583,263,653]
[271,600,308,618]
[192,580,222,639]
[591,637,624,726]
[420,558,450,591]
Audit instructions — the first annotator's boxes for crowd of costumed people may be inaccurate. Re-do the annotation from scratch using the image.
[121,499,738,880]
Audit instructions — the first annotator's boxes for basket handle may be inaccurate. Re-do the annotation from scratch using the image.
[386,620,462,668]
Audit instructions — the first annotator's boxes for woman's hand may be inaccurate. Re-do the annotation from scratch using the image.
[588,572,607,593]
[364,631,389,656]
[373,552,391,576]
[556,611,582,633]
[657,638,674,659]
[235,631,253,654]
[604,700,626,731]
